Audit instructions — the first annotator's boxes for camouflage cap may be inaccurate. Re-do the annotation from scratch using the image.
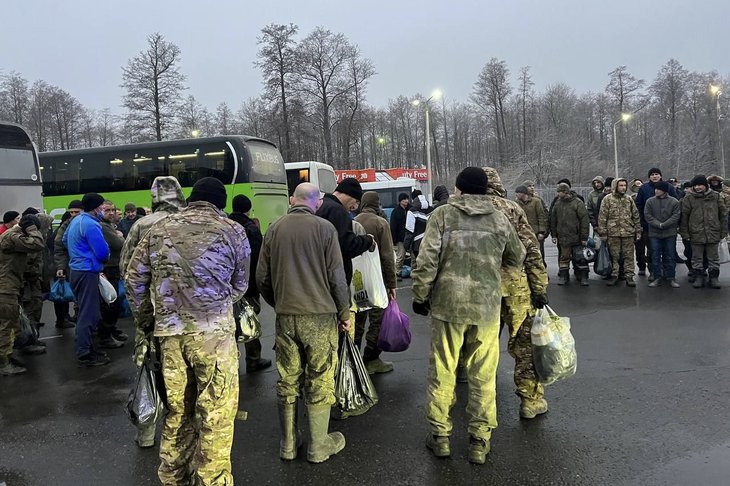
[482,167,506,197]
[557,182,571,193]
[151,176,186,210]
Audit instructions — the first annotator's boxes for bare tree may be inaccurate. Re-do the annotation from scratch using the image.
[177,95,207,137]
[606,65,645,114]
[121,32,186,141]
[0,71,30,124]
[650,59,689,168]
[472,58,512,166]
[214,102,233,135]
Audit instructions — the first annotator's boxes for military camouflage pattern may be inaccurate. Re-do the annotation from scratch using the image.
[158,333,239,486]
[608,237,636,278]
[274,314,339,406]
[126,201,251,337]
[680,188,728,244]
[354,306,385,353]
[506,315,544,401]
[426,319,500,441]
[483,167,548,300]
[549,193,589,246]
[22,214,53,325]
[53,217,73,273]
[516,195,548,237]
[412,194,526,326]
[0,297,20,360]
[120,176,187,276]
[597,178,642,239]
[21,279,42,325]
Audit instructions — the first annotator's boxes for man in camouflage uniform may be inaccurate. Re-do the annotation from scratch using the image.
[257,183,351,463]
[126,177,250,485]
[0,215,45,375]
[121,176,186,449]
[597,178,641,287]
[484,168,550,419]
[550,182,590,286]
[413,167,525,465]
[515,184,548,265]
[586,176,605,231]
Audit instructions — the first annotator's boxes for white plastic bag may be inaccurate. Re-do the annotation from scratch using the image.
[350,243,388,311]
[531,305,577,385]
[719,239,730,265]
[99,274,118,304]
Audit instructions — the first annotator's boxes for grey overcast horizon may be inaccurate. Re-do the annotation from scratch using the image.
[4,0,729,111]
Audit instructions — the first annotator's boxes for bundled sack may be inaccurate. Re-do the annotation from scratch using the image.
[720,239,730,265]
[594,244,612,277]
[49,278,75,303]
[335,333,378,416]
[126,347,166,427]
[99,274,117,304]
[14,307,39,349]
[531,305,577,385]
[377,300,411,352]
[234,298,261,343]
[572,245,596,265]
[350,243,388,311]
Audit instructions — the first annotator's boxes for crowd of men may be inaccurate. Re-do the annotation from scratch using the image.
[0,163,727,484]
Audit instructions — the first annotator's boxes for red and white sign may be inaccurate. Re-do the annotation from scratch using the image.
[385,168,430,181]
[335,169,376,183]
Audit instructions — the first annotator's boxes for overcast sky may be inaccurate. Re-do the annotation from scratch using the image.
[4,0,729,112]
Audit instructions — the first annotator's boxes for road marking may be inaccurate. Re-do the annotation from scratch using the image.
[39,335,64,340]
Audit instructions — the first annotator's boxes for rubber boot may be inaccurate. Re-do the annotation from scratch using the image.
[557,269,569,286]
[306,404,345,463]
[692,270,705,289]
[708,269,721,289]
[278,401,301,460]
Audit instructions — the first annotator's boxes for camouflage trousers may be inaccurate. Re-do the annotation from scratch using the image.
[557,243,575,270]
[0,294,20,360]
[608,237,635,278]
[426,319,500,441]
[158,333,239,486]
[21,277,43,326]
[275,314,338,407]
[354,306,385,361]
[502,296,544,402]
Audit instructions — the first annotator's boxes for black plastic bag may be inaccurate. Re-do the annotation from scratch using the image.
[334,333,378,415]
[594,244,612,277]
[14,307,39,348]
[126,347,165,427]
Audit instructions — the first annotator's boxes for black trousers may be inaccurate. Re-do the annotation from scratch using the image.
[99,266,121,338]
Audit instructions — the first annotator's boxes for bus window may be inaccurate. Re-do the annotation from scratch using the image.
[247,142,286,183]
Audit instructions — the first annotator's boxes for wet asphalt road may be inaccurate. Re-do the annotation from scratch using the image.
[1,244,730,486]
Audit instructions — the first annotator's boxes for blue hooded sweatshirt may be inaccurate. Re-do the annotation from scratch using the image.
[63,211,110,272]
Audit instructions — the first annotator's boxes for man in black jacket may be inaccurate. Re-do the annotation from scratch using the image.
[229,194,271,373]
[390,193,409,276]
[316,178,375,285]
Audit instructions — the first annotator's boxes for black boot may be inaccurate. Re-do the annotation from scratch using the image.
[687,268,696,283]
[693,270,706,289]
[579,269,589,286]
[557,269,569,286]
[708,269,721,289]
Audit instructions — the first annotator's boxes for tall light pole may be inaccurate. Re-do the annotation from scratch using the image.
[412,89,442,202]
[613,113,632,178]
[710,85,725,178]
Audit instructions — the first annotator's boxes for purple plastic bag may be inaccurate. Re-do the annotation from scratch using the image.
[377,300,411,352]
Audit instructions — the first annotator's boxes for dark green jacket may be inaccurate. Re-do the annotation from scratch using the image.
[549,194,589,245]
[680,189,728,243]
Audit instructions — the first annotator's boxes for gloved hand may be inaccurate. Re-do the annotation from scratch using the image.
[412,300,430,316]
[531,293,549,309]
[133,328,150,368]
[19,214,40,233]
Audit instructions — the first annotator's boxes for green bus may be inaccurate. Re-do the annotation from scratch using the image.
[39,136,288,232]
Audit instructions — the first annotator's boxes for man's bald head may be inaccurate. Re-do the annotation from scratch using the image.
[291,183,322,212]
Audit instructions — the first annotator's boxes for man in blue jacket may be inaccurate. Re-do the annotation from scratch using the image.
[63,193,111,366]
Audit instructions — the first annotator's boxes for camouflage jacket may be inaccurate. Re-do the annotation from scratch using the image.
[516,196,548,236]
[484,167,548,298]
[24,214,54,278]
[53,216,73,273]
[126,201,251,336]
[597,179,641,239]
[549,193,589,245]
[0,225,45,296]
[680,188,728,243]
[120,176,186,276]
[412,195,526,327]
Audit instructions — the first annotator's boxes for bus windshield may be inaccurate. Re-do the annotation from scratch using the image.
[248,142,286,183]
[0,147,39,181]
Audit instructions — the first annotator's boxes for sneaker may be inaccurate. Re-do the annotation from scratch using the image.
[0,362,27,376]
[21,344,47,355]
[10,356,26,367]
[520,398,549,419]
[669,280,680,288]
[468,436,490,465]
[648,279,661,288]
[365,358,394,375]
[77,352,111,367]
[111,329,129,342]
[246,358,272,373]
[626,277,636,287]
[605,277,618,286]
[426,434,450,458]
[98,337,124,349]
[55,320,75,329]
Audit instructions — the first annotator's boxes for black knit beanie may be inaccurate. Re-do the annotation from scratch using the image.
[22,207,40,216]
[648,167,662,178]
[232,194,252,213]
[68,199,83,210]
[82,193,105,212]
[654,181,670,193]
[189,177,227,209]
[456,167,488,195]
[515,185,529,195]
[557,178,572,187]
[690,175,708,188]
[3,211,19,224]
[335,178,363,201]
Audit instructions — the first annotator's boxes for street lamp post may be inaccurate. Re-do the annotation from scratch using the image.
[612,113,632,178]
[412,89,442,202]
[711,85,725,178]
